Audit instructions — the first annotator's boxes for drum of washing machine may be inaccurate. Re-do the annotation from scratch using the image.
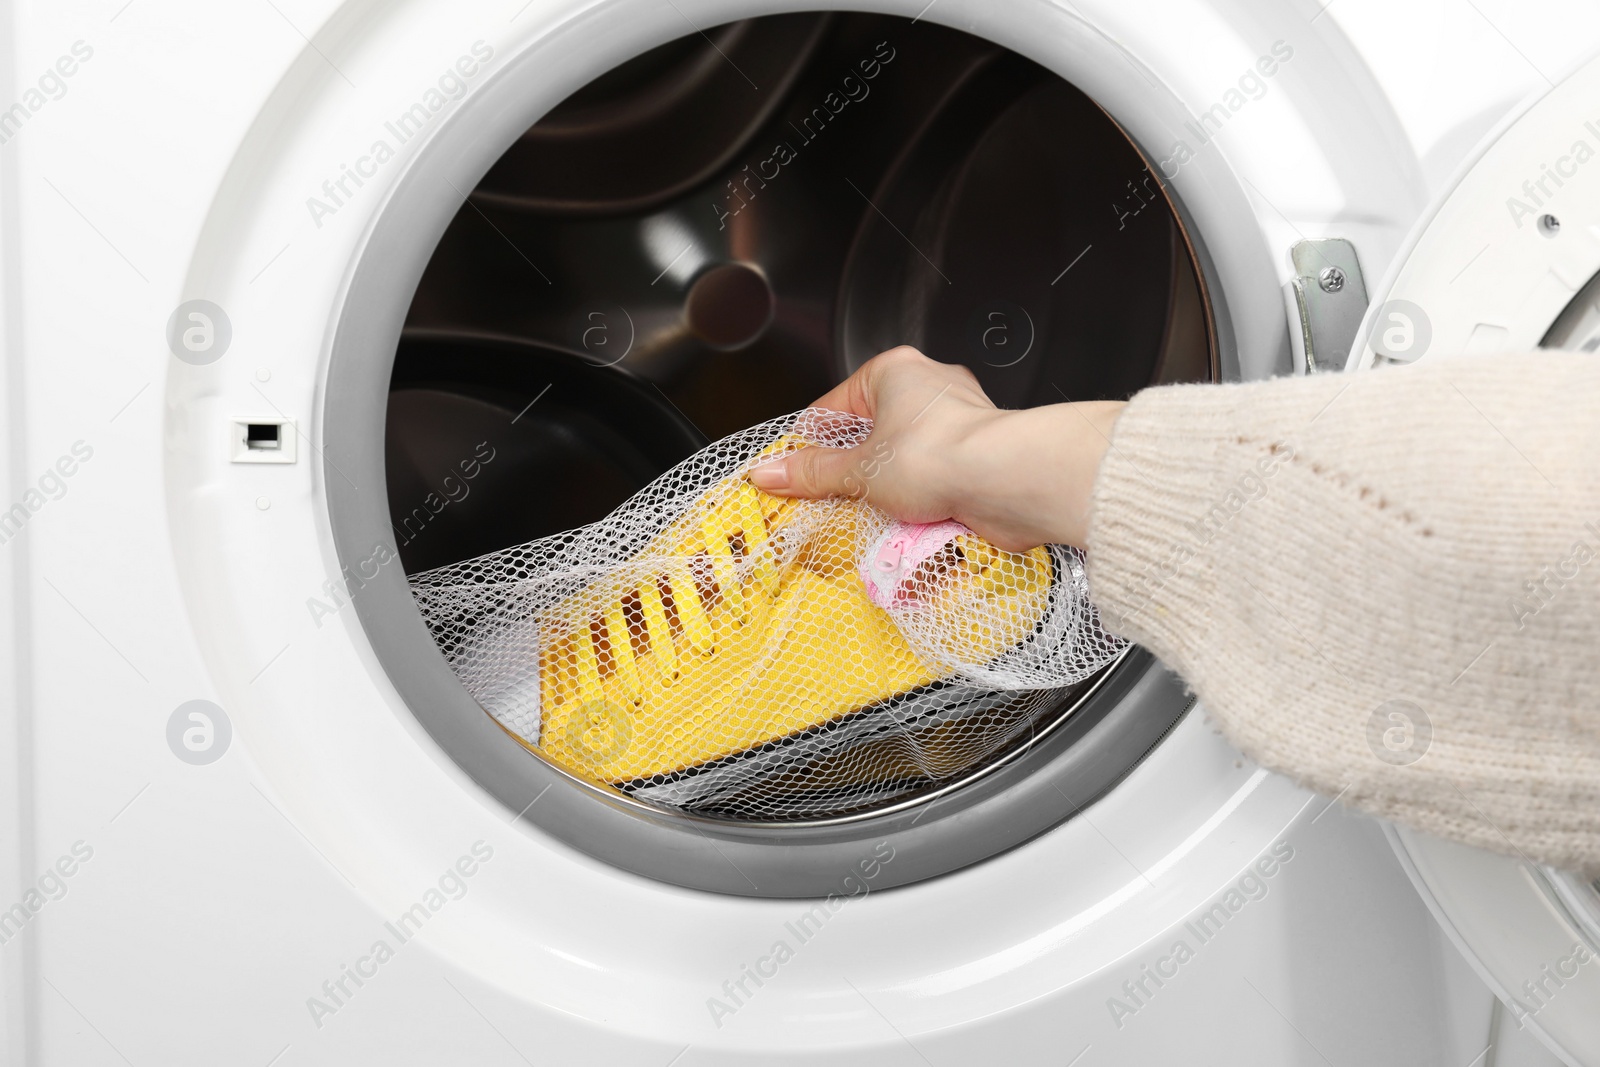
[388,11,1214,821]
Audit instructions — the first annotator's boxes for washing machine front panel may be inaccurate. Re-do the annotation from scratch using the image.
[5,0,1477,1062]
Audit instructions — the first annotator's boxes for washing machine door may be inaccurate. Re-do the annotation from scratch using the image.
[1351,51,1600,1067]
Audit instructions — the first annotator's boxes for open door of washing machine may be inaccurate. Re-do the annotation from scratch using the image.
[1347,52,1600,1067]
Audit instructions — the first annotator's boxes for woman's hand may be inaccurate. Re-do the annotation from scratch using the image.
[747,346,1125,550]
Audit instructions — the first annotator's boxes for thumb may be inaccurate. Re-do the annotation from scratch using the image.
[748,444,860,499]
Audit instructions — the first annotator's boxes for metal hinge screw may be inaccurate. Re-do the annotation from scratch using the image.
[1318,266,1346,293]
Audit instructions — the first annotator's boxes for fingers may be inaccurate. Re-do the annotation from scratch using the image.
[748,444,860,499]
[807,374,872,419]
[766,345,993,507]
[805,345,926,418]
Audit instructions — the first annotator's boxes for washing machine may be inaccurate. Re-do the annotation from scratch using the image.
[0,0,1596,1064]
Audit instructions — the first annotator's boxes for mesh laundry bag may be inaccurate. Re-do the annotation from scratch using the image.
[407,408,1127,820]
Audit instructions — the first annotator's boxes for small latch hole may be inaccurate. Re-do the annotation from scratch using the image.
[245,423,282,450]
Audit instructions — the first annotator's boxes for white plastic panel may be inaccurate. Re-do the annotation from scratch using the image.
[1352,51,1600,370]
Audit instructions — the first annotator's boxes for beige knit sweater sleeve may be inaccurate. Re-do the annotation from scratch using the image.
[1086,352,1600,876]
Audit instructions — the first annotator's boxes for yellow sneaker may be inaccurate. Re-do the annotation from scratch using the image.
[529,442,1053,788]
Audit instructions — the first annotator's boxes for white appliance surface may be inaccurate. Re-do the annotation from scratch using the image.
[0,1,1593,1064]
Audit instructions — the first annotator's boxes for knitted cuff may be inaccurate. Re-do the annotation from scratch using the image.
[1086,381,1300,661]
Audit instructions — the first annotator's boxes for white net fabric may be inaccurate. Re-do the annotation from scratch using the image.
[407,408,1128,820]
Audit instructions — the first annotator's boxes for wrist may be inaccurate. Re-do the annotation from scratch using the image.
[945,401,1123,550]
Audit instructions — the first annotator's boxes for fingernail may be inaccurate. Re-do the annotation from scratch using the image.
[748,458,789,490]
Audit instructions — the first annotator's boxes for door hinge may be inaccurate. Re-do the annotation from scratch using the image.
[1287,238,1369,373]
